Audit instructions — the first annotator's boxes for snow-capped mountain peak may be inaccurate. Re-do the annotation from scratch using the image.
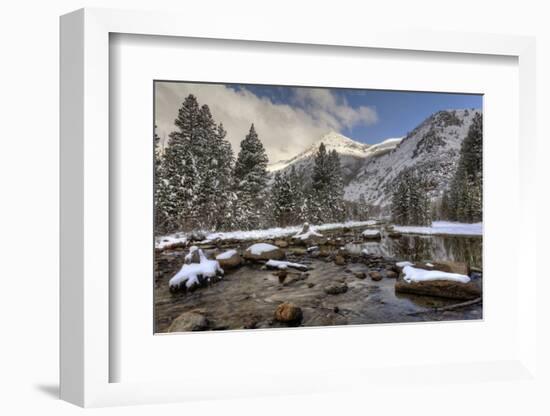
[267,131,402,185]
[268,131,370,173]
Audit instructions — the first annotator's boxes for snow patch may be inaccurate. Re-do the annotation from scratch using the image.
[402,265,470,284]
[216,249,238,260]
[156,220,376,249]
[396,261,414,268]
[393,221,482,236]
[265,260,308,271]
[247,243,279,256]
[362,229,381,237]
[294,223,323,240]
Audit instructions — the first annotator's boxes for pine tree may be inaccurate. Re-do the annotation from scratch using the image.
[327,149,345,221]
[271,172,294,226]
[309,143,331,223]
[447,113,483,222]
[391,169,431,226]
[233,124,269,229]
[155,95,202,232]
[288,166,307,223]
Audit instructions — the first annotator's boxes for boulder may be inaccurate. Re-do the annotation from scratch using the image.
[334,254,346,266]
[215,249,242,269]
[243,243,285,261]
[324,282,348,295]
[385,270,398,279]
[274,302,303,326]
[353,271,367,279]
[274,239,289,248]
[362,229,382,240]
[168,311,209,332]
[395,274,481,300]
[369,271,383,281]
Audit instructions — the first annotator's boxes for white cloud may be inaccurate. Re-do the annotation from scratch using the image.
[155,82,378,163]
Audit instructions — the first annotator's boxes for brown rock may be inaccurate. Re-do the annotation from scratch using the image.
[353,271,367,279]
[334,254,346,266]
[414,261,469,276]
[274,302,303,325]
[385,270,398,279]
[395,275,481,300]
[215,250,242,269]
[369,271,383,281]
[274,239,289,248]
[168,311,209,332]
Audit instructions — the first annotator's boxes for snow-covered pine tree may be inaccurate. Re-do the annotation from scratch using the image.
[391,170,410,225]
[391,168,431,226]
[288,165,307,223]
[233,124,269,230]
[211,123,237,230]
[271,172,294,227]
[192,104,219,229]
[447,112,482,222]
[327,149,345,222]
[155,95,201,232]
[309,142,331,223]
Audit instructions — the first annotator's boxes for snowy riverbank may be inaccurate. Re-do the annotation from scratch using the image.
[156,220,378,249]
[393,221,482,236]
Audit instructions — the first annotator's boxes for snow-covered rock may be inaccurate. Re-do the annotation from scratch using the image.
[169,249,224,292]
[243,243,285,261]
[395,265,481,300]
[361,229,381,239]
[265,259,309,271]
[402,265,470,284]
[215,249,242,269]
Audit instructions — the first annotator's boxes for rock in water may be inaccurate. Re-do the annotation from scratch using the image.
[274,239,289,248]
[243,243,285,261]
[353,271,367,279]
[369,271,383,281]
[274,302,303,326]
[168,311,209,332]
[324,282,348,295]
[385,270,398,279]
[334,254,346,266]
[395,275,481,300]
[215,249,242,269]
[184,246,201,264]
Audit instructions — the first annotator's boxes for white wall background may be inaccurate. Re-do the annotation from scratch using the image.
[0,0,548,414]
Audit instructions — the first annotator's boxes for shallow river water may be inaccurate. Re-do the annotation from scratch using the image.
[155,229,483,333]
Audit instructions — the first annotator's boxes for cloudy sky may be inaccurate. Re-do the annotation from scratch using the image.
[155,82,482,164]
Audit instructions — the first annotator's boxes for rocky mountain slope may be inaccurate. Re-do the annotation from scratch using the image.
[344,109,481,210]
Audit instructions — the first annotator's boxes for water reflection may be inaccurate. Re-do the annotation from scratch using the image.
[346,234,482,269]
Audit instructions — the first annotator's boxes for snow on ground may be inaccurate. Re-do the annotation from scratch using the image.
[265,259,308,271]
[393,221,482,236]
[169,249,224,289]
[155,220,377,249]
[396,261,414,268]
[402,265,470,284]
[246,243,279,255]
[216,249,238,260]
[293,223,323,240]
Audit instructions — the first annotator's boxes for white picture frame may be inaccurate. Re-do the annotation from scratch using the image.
[60,7,538,407]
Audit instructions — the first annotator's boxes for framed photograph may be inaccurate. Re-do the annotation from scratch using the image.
[60,8,538,408]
